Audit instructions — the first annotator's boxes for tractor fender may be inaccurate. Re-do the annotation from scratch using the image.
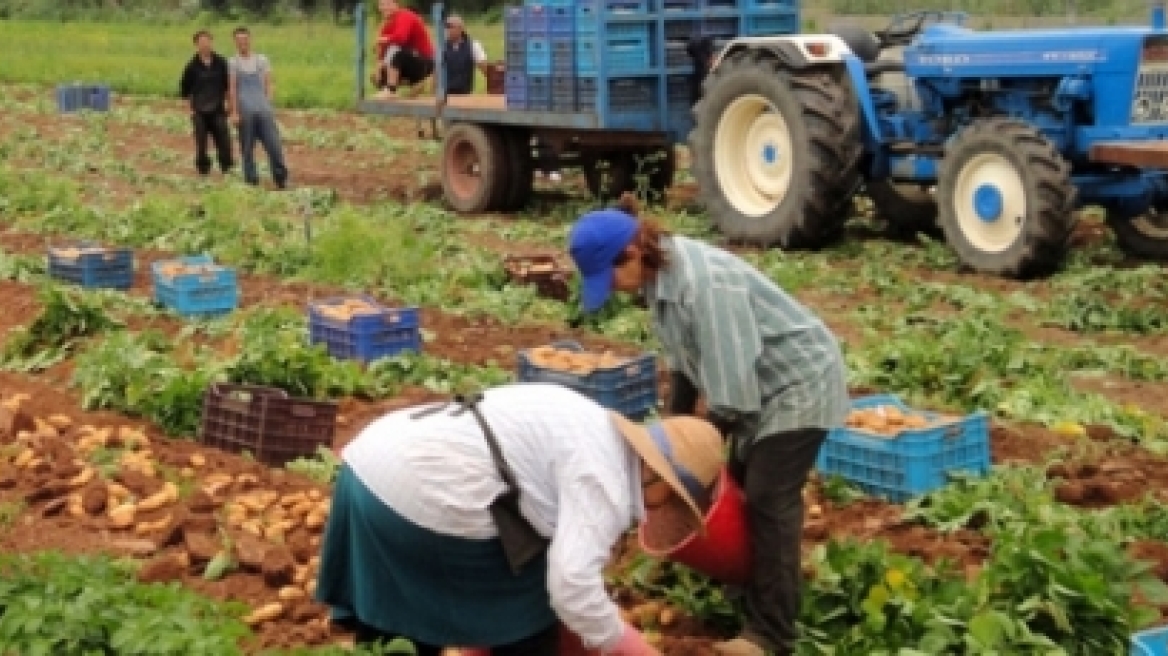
[710,34,853,73]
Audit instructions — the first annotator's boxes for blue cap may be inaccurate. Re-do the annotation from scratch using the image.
[568,209,639,313]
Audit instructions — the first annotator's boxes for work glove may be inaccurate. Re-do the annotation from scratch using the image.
[664,370,699,416]
[606,623,661,656]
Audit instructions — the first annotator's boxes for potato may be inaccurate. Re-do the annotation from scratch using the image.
[189,453,206,468]
[47,414,73,429]
[808,504,823,520]
[236,473,260,488]
[137,482,178,513]
[305,579,317,597]
[69,467,95,488]
[293,566,309,585]
[304,511,326,530]
[307,489,323,502]
[108,504,136,529]
[290,500,316,518]
[13,448,35,469]
[278,586,305,601]
[134,514,172,535]
[243,602,285,626]
[280,492,307,507]
[658,607,676,627]
[263,524,286,542]
[242,520,263,536]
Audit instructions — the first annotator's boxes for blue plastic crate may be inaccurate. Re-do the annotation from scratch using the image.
[84,84,111,112]
[47,241,134,290]
[308,296,421,363]
[549,5,574,34]
[665,19,700,40]
[702,0,739,9]
[575,1,598,33]
[527,75,552,110]
[606,0,649,11]
[662,0,699,9]
[504,6,526,35]
[576,41,597,74]
[665,41,692,69]
[505,72,527,109]
[816,395,991,503]
[527,38,551,75]
[576,75,597,110]
[151,255,239,317]
[609,41,652,72]
[1133,625,1168,655]
[526,4,550,35]
[746,0,795,8]
[743,12,798,35]
[55,84,84,113]
[517,340,657,419]
[543,0,573,6]
[666,74,692,110]
[606,76,661,129]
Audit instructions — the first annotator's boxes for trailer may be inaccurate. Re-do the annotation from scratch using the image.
[353,0,800,211]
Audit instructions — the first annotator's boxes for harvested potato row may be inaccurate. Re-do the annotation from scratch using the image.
[527,345,629,376]
[845,405,953,437]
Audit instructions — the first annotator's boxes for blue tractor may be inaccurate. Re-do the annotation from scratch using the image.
[690,7,1168,276]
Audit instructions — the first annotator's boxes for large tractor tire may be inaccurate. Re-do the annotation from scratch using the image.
[1109,212,1168,260]
[440,122,509,213]
[865,180,940,236]
[936,119,1077,278]
[689,50,862,248]
[500,129,534,212]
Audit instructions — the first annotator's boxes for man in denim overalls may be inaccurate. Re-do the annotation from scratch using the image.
[228,26,289,189]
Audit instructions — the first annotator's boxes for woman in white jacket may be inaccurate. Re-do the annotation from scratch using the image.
[315,382,725,655]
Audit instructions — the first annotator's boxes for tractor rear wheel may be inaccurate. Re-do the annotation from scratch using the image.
[936,119,1077,278]
[865,180,940,236]
[689,51,862,247]
[1109,212,1168,260]
[440,122,509,213]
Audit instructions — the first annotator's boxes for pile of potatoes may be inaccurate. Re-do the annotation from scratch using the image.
[315,298,382,322]
[155,261,228,280]
[527,345,629,376]
[845,405,949,437]
[50,244,114,260]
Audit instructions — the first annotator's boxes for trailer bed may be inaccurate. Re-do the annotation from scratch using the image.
[357,94,603,129]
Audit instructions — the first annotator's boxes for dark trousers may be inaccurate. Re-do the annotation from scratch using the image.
[729,427,828,656]
[348,617,559,656]
[192,110,233,175]
[237,111,288,188]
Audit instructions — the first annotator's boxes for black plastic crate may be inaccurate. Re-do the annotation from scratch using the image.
[551,38,575,74]
[665,18,700,39]
[552,75,576,108]
[702,16,739,37]
[662,0,698,9]
[665,41,692,68]
[609,76,657,110]
[576,75,597,110]
[702,0,739,9]
[506,71,527,109]
[199,384,338,467]
[506,41,526,70]
[527,75,552,110]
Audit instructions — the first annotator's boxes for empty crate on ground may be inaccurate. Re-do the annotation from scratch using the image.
[308,295,422,363]
[151,255,239,317]
[47,241,134,290]
[199,383,338,467]
[504,254,574,301]
[518,340,657,419]
[816,394,991,503]
[56,83,113,113]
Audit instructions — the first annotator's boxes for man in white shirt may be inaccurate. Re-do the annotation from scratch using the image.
[314,383,725,655]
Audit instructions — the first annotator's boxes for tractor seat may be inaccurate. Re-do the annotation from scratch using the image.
[830,24,906,77]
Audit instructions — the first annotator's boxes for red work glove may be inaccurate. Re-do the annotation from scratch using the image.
[606,624,661,656]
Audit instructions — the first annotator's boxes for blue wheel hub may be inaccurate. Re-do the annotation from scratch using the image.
[762,142,779,166]
[973,184,1004,222]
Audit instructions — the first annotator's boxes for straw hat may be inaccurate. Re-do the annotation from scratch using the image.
[610,413,725,525]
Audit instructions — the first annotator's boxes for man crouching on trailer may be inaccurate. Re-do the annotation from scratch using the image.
[372,0,436,100]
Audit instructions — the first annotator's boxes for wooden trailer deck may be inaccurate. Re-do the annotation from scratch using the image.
[356,93,604,129]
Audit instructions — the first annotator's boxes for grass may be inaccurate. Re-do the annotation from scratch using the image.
[0,16,506,111]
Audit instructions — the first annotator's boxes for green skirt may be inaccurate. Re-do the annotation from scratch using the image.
[315,464,558,646]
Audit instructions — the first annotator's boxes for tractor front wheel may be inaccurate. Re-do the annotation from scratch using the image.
[936,119,1077,278]
[689,51,862,247]
[1109,212,1168,260]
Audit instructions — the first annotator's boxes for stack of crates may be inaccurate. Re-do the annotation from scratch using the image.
[56,83,112,113]
[502,0,799,137]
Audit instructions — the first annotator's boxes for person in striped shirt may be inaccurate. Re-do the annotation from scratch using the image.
[567,195,850,656]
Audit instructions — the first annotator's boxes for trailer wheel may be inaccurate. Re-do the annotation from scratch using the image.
[937,119,1076,278]
[501,129,534,212]
[584,148,674,203]
[689,51,862,247]
[1109,212,1168,260]
[865,180,939,236]
[441,122,509,213]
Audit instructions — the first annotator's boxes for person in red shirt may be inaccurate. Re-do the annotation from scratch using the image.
[373,0,436,99]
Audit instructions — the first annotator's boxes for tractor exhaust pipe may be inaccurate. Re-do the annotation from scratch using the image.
[1154,0,1166,30]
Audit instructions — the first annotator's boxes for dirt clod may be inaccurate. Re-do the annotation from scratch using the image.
[137,550,191,584]
[184,530,221,565]
[261,546,297,588]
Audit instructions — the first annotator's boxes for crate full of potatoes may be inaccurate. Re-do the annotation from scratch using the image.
[517,340,657,419]
[816,394,990,503]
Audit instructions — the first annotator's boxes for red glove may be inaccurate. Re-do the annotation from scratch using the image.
[606,624,661,656]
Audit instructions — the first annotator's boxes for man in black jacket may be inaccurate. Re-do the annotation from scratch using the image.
[180,30,234,176]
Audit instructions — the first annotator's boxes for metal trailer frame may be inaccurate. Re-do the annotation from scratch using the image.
[353,1,682,211]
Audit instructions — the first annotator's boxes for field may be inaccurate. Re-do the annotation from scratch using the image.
[2,11,1168,653]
